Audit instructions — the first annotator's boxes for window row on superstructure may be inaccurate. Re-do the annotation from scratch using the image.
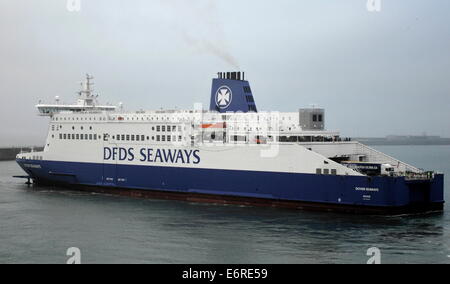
[53,116,107,122]
[154,125,183,132]
[54,132,186,144]
[51,125,94,131]
[113,134,183,143]
[316,168,337,175]
[58,133,99,141]
[52,112,299,123]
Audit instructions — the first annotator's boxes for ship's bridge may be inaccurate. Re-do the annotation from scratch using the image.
[37,74,116,116]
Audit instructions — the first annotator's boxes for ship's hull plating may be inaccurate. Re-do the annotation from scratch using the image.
[16,159,444,214]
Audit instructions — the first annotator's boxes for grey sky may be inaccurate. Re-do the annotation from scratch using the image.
[0,0,449,146]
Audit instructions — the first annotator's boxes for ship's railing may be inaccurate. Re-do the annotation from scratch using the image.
[356,142,422,173]
[16,146,44,154]
[19,147,34,154]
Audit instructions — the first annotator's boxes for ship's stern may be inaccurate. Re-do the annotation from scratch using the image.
[389,172,445,213]
[407,173,445,212]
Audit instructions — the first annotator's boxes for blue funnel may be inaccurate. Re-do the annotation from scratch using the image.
[209,72,257,113]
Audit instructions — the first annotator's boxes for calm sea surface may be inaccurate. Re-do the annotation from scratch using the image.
[0,145,449,264]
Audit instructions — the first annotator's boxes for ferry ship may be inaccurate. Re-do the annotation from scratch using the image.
[16,73,444,214]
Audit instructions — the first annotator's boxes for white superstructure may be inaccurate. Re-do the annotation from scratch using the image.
[19,74,421,177]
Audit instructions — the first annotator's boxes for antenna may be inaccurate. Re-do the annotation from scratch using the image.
[85,74,94,92]
[76,73,98,106]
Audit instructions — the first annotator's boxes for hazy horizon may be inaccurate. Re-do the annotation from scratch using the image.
[1,0,449,147]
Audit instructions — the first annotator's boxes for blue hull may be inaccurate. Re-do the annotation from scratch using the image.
[16,159,444,214]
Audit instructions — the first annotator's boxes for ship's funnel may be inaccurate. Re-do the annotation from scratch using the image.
[209,72,257,113]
